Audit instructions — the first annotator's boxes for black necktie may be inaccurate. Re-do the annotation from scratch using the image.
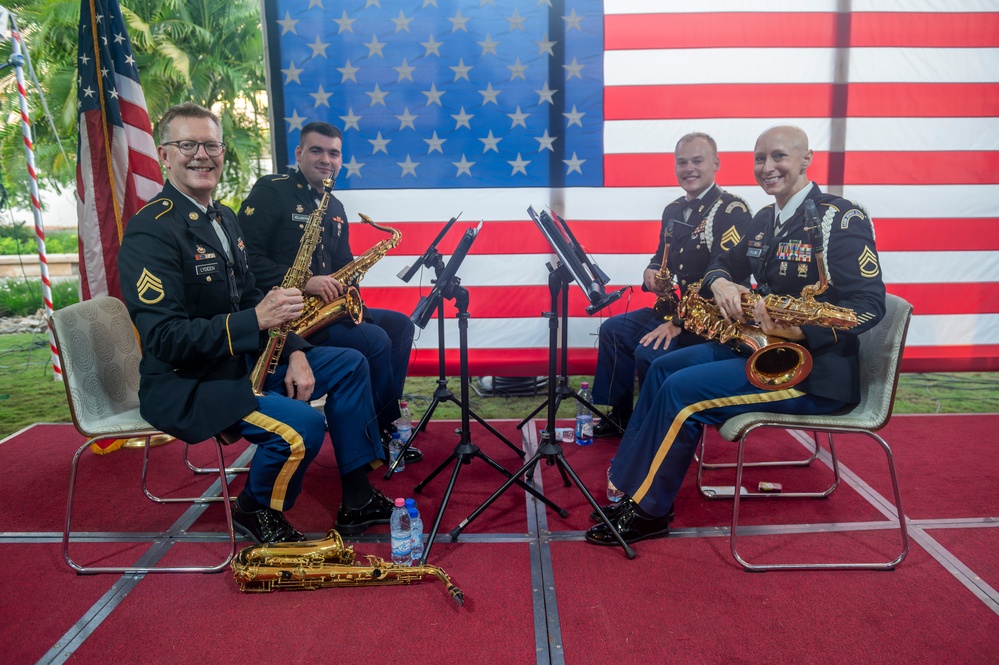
[207,202,240,305]
[207,202,233,260]
[206,201,222,222]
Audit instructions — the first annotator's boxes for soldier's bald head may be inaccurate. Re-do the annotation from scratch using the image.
[756,125,809,154]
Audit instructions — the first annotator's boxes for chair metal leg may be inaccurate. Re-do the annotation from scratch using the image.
[730,427,909,571]
[143,439,239,503]
[65,434,237,574]
[698,428,826,500]
[183,442,249,476]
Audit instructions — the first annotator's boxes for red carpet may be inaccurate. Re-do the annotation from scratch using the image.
[1,415,997,664]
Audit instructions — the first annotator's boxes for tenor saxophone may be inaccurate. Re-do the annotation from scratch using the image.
[678,200,858,390]
[290,214,401,339]
[249,176,335,396]
[230,530,464,605]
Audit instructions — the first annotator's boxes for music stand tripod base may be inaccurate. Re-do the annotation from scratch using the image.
[451,263,636,559]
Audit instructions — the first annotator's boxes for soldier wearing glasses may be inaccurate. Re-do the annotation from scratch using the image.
[118,102,395,545]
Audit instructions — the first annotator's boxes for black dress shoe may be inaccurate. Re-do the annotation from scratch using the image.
[593,409,628,438]
[591,501,674,524]
[403,446,423,464]
[334,488,394,535]
[232,504,306,544]
[584,499,671,545]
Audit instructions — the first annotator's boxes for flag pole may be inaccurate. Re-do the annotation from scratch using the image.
[7,14,60,380]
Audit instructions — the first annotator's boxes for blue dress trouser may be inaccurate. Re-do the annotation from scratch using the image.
[237,346,382,512]
[316,307,415,429]
[591,307,661,409]
[610,343,845,517]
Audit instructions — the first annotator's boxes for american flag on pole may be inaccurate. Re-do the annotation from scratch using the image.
[76,0,161,300]
[262,0,999,375]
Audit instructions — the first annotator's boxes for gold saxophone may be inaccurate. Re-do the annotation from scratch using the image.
[249,176,335,396]
[290,214,401,340]
[231,530,464,605]
[651,225,677,320]
[678,200,858,390]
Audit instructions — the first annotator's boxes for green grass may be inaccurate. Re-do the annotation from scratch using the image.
[0,332,72,437]
[1,329,996,440]
[0,278,80,316]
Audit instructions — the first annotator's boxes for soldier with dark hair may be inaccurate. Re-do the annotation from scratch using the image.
[238,122,420,463]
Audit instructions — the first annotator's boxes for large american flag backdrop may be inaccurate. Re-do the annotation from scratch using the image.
[262,0,999,376]
[76,0,161,300]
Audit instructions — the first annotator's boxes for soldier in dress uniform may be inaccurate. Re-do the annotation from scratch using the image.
[590,133,752,437]
[118,103,394,545]
[238,122,420,463]
[586,125,887,546]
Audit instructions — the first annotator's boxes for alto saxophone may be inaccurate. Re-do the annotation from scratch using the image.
[231,530,464,605]
[290,214,401,339]
[678,199,858,390]
[249,176,335,396]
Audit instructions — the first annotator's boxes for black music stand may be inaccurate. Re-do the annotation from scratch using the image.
[450,208,636,559]
[515,208,625,434]
[401,223,568,565]
[386,218,523,478]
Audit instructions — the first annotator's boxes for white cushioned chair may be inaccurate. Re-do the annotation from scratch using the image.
[713,293,913,571]
[50,296,236,574]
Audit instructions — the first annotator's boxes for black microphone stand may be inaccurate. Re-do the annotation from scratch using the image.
[450,263,636,559]
[384,248,523,478]
[413,274,568,565]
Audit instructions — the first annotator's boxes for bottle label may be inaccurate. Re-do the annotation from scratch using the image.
[576,415,593,444]
[389,444,405,471]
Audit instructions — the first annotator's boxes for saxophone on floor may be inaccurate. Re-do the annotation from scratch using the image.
[290,214,402,340]
[678,200,858,390]
[231,529,464,605]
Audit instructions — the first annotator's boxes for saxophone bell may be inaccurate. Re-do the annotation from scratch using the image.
[746,341,813,390]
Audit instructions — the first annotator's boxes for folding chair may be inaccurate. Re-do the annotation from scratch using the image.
[50,296,237,574]
[716,294,913,571]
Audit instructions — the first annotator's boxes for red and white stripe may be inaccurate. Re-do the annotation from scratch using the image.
[77,68,161,300]
[331,1,999,374]
[9,22,60,377]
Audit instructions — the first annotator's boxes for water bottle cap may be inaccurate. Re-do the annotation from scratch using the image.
[400,401,408,408]
[405,498,416,508]
[581,381,589,389]
[391,432,401,439]
[408,507,419,517]
[394,498,405,507]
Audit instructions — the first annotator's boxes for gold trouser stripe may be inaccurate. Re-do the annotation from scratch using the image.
[224,313,234,356]
[242,410,307,511]
[631,388,806,504]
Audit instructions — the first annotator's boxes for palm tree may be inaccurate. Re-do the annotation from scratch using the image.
[0,0,268,210]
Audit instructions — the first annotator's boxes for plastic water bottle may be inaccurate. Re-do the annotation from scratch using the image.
[607,461,625,503]
[576,382,594,446]
[407,501,424,564]
[390,498,412,566]
[395,401,413,444]
[388,432,405,472]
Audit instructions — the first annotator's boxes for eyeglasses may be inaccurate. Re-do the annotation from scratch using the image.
[161,140,226,157]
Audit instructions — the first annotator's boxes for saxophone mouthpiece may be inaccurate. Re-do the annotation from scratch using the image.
[802,199,824,250]
[803,198,819,229]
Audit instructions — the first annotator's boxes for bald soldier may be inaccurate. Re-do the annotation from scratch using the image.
[586,125,887,546]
